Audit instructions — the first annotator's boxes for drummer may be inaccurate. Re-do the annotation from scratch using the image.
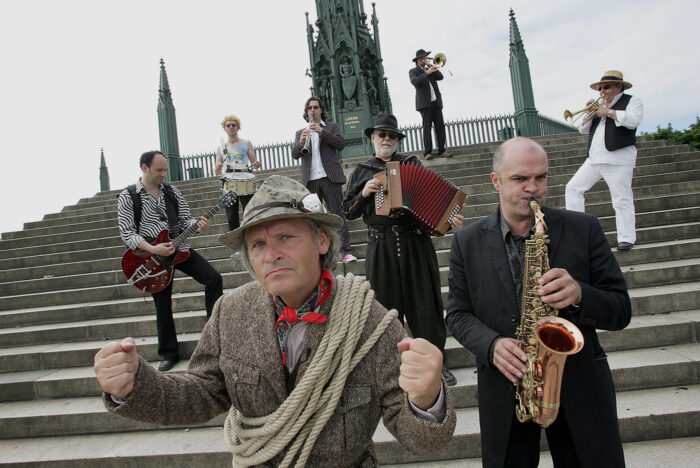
[215,114,262,232]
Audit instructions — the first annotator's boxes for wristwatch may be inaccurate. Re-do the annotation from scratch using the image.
[607,109,614,117]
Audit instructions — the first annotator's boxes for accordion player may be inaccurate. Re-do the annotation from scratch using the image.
[374,161,467,235]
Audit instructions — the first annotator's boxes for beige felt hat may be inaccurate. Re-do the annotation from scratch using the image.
[218,175,343,251]
[590,70,633,91]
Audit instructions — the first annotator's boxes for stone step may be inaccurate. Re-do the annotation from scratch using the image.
[4,227,699,291]
[374,384,700,463]
[22,148,698,231]
[4,226,698,298]
[1,315,697,400]
[12,154,700,238]
[382,436,700,468]
[20,140,681,221]
[0,383,697,466]
[1,180,697,256]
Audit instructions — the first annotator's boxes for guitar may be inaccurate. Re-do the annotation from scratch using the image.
[121,191,237,293]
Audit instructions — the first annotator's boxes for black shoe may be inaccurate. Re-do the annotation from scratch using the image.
[442,367,457,386]
[158,358,179,372]
[617,242,634,251]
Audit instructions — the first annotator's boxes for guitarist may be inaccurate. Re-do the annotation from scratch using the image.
[117,151,223,372]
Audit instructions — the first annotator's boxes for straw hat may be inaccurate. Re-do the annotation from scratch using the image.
[589,70,633,91]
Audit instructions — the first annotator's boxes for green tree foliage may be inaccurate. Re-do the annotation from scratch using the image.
[643,117,700,149]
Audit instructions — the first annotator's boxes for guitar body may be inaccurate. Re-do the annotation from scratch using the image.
[121,229,190,293]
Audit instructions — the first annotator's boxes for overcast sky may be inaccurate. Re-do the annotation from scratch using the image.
[1,0,698,235]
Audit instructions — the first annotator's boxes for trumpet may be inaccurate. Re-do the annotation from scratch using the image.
[563,96,606,128]
[426,53,447,69]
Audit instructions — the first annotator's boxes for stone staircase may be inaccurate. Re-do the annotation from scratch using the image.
[1,133,699,467]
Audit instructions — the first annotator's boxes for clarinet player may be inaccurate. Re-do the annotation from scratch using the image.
[292,96,356,262]
[446,137,630,467]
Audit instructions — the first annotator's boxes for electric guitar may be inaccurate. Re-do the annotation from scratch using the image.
[121,191,237,293]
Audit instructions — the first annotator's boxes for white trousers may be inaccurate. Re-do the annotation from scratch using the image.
[565,158,636,244]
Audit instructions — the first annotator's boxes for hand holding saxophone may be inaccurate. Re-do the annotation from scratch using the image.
[493,338,528,384]
[537,268,583,310]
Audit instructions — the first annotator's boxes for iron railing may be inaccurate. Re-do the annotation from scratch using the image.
[180,113,573,180]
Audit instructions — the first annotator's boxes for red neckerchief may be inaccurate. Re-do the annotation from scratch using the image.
[273,269,333,367]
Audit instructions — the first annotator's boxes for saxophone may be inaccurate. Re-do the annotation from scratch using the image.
[514,199,585,427]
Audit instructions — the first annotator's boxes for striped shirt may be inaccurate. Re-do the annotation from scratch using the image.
[117,180,197,251]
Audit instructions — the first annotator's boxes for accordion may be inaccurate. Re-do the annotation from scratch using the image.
[374,161,467,236]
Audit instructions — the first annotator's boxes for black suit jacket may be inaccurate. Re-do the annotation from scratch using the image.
[446,206,630,468]
[409,66,443,110]
[292,121,347,186]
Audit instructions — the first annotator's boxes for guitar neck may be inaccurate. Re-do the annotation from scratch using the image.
[171,204,222,249]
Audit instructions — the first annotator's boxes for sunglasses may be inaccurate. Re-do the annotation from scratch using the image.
[306,105,320,110]
[375,130,399,140]
[225,123,238,128]
[597,84,613,91]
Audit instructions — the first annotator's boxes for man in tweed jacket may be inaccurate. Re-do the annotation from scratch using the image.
[94,175,456,467]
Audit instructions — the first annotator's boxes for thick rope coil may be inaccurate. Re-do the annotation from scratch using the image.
[223,273,398,467]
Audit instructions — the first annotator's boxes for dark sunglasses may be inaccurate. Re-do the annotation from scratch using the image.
[375,130,399,140]
[597,84,612,91]
[225,123,238,128]
[306,105,320,110]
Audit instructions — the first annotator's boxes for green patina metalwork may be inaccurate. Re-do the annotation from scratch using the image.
[305,1,392,158]
[99,148,110,192]
[509,9,541,138]
[157,58,182,182]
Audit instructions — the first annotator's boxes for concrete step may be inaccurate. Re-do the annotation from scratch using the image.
[20,148,699,231]
[9,140,682,227]
[1,384,697,466]
[5,230,700,290]
[1,316,697,401]
[382,436,700,468]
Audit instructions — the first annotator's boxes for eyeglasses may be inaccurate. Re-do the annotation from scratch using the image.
[306,105,320,110]
[597,84,612,91]
[374,130,399,140]
[225,123,238,128]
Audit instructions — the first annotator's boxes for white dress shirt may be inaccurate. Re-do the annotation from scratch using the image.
[579,93,644,167]
[309,120,328,181]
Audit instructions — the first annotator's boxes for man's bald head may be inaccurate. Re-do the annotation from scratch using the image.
[493,137,548,175]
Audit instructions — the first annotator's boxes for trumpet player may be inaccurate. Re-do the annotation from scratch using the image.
[409,49,451,160]
[565,70,644,250]
[292,96,356,262]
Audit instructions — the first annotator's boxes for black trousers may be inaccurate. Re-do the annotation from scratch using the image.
[151,248,223,359]
[503,407,583,468]
[365,225,446,357]
[307,177,352,254]
[224,194,253,232]
[419,101,447,155]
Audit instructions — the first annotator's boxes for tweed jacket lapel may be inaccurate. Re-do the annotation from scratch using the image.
[247,289,289,404]
[480,209,518,310]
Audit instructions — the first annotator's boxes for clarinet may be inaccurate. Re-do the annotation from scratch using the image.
[301,123,312,155]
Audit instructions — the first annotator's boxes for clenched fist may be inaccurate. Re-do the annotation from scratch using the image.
[94,337,140,400]
[396,337,443,410]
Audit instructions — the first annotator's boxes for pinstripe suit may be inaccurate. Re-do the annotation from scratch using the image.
[292,121,352,254]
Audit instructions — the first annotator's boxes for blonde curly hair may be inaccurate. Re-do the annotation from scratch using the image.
[221,115,241,129]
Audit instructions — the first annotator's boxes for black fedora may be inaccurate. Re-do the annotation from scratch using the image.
[412,49,430,62]
[364,114,406,140]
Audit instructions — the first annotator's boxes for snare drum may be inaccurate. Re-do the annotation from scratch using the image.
[221,171,256,196]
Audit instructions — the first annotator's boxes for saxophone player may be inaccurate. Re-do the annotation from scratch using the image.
[446,137,631,467]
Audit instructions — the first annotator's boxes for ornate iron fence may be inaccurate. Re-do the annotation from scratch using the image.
[180,113,573,180]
